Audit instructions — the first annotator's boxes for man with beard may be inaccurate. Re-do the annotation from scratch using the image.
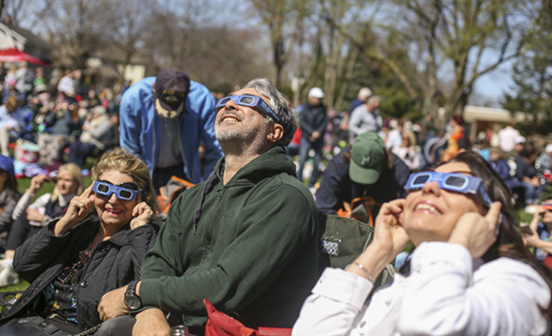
[119,68,223,189]
[96,78,319,336]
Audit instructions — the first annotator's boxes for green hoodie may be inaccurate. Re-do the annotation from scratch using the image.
[139,146,319,328]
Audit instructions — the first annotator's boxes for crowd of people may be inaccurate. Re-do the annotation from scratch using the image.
[0,64,547,336]
[0,65,122,175]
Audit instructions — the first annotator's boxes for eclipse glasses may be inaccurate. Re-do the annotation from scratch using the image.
[92,180,143,201]
[404,171,493,207]
[215,95,280,122]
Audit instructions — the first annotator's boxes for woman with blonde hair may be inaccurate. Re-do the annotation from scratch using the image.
[392,131,421,171]
[0,148,160,335]
[0,163,84,287]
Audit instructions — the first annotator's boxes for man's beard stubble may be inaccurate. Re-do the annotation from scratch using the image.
[215,122,269,156]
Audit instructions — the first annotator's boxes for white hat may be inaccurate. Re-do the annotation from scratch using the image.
[515,135,526,144]
[546,144,552,153]
[308,87,324,99]
[359,87,372,99]
[91,105,107,115]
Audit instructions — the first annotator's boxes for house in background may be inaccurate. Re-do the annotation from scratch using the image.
[0,20,52,62]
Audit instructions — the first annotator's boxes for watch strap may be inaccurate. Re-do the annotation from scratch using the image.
[126,280,138,297]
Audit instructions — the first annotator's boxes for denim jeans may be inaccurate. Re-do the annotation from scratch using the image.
[297,137,324,188]
[523,181,544,205]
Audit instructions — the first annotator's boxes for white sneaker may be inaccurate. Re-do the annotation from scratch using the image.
[0,258,14,273]
[0,264,19,287]
[525,204,538,214]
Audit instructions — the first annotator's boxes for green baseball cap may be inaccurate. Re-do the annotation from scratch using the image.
[349,132,386,184]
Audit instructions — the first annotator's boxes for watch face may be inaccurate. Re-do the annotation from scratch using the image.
[124,295,141,310]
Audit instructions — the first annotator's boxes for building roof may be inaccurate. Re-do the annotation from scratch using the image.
[0,22,51,50]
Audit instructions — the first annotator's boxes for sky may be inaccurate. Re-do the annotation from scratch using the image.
[474,61,514,105]
[13,0,516,107]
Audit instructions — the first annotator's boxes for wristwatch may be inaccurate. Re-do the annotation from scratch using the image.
[124,280,142,310]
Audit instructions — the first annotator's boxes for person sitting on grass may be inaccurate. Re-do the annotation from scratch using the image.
[0,148,160,336]
[0,155,20,249]
[0,163,84,287]
[524,200,552,270]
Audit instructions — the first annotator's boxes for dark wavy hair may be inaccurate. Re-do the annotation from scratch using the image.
[449,151,552,315]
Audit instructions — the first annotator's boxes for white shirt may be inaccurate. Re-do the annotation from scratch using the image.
[392,146,420,171]
[498,126,520,152]
[386,130,402,149]
[293,242,550,336]
[12,191,74,226]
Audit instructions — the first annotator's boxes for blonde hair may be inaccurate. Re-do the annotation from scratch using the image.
[402,131,416,147]
[91,148,159,212]
[51,163,84,202]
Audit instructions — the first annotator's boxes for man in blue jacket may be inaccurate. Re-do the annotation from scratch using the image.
[119,68,223,189]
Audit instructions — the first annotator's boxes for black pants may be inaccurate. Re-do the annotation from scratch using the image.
[68,141,97,168]
[6,216,42,251]
[94,315,134,336]
[94,315,202,336]
[152,163,187,192]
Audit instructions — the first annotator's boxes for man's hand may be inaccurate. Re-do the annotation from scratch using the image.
[98,286,129,321]
[309,131,320,142]
[133,309,171,336]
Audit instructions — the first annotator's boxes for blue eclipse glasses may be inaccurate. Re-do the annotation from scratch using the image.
[404,171,493,207]
[215,95,280,122]
[92,180,143,201]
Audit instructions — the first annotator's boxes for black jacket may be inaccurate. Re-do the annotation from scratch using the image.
[0,215,160,332]
[300,102,328,140]
[316,149,410,215]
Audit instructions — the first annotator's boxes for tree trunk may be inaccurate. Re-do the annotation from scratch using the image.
[335,46,359,111]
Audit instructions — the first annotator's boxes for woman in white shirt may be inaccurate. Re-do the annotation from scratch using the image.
[392,132,421,171]
[293,151,552,336]
[0,163,84,287]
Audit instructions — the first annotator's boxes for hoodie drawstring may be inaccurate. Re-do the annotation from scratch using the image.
[192,171,216,234]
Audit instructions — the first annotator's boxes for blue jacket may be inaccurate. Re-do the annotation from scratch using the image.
[119,77,223,183]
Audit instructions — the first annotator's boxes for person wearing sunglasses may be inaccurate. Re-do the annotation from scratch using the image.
[0,148,160,336]
[294,151,552,336]
[524,200,552,270]
[95,78,319,336]
[119,68,223,190]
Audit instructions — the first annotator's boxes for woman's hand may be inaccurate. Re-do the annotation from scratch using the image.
[28,174,47,194]
[54,185,95,236]
[372,199,410,259]
[348,199,410,281]
[130,202,153,230]
[448,202,502,258]
[524,226,542,248]
[26,208,45,223]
